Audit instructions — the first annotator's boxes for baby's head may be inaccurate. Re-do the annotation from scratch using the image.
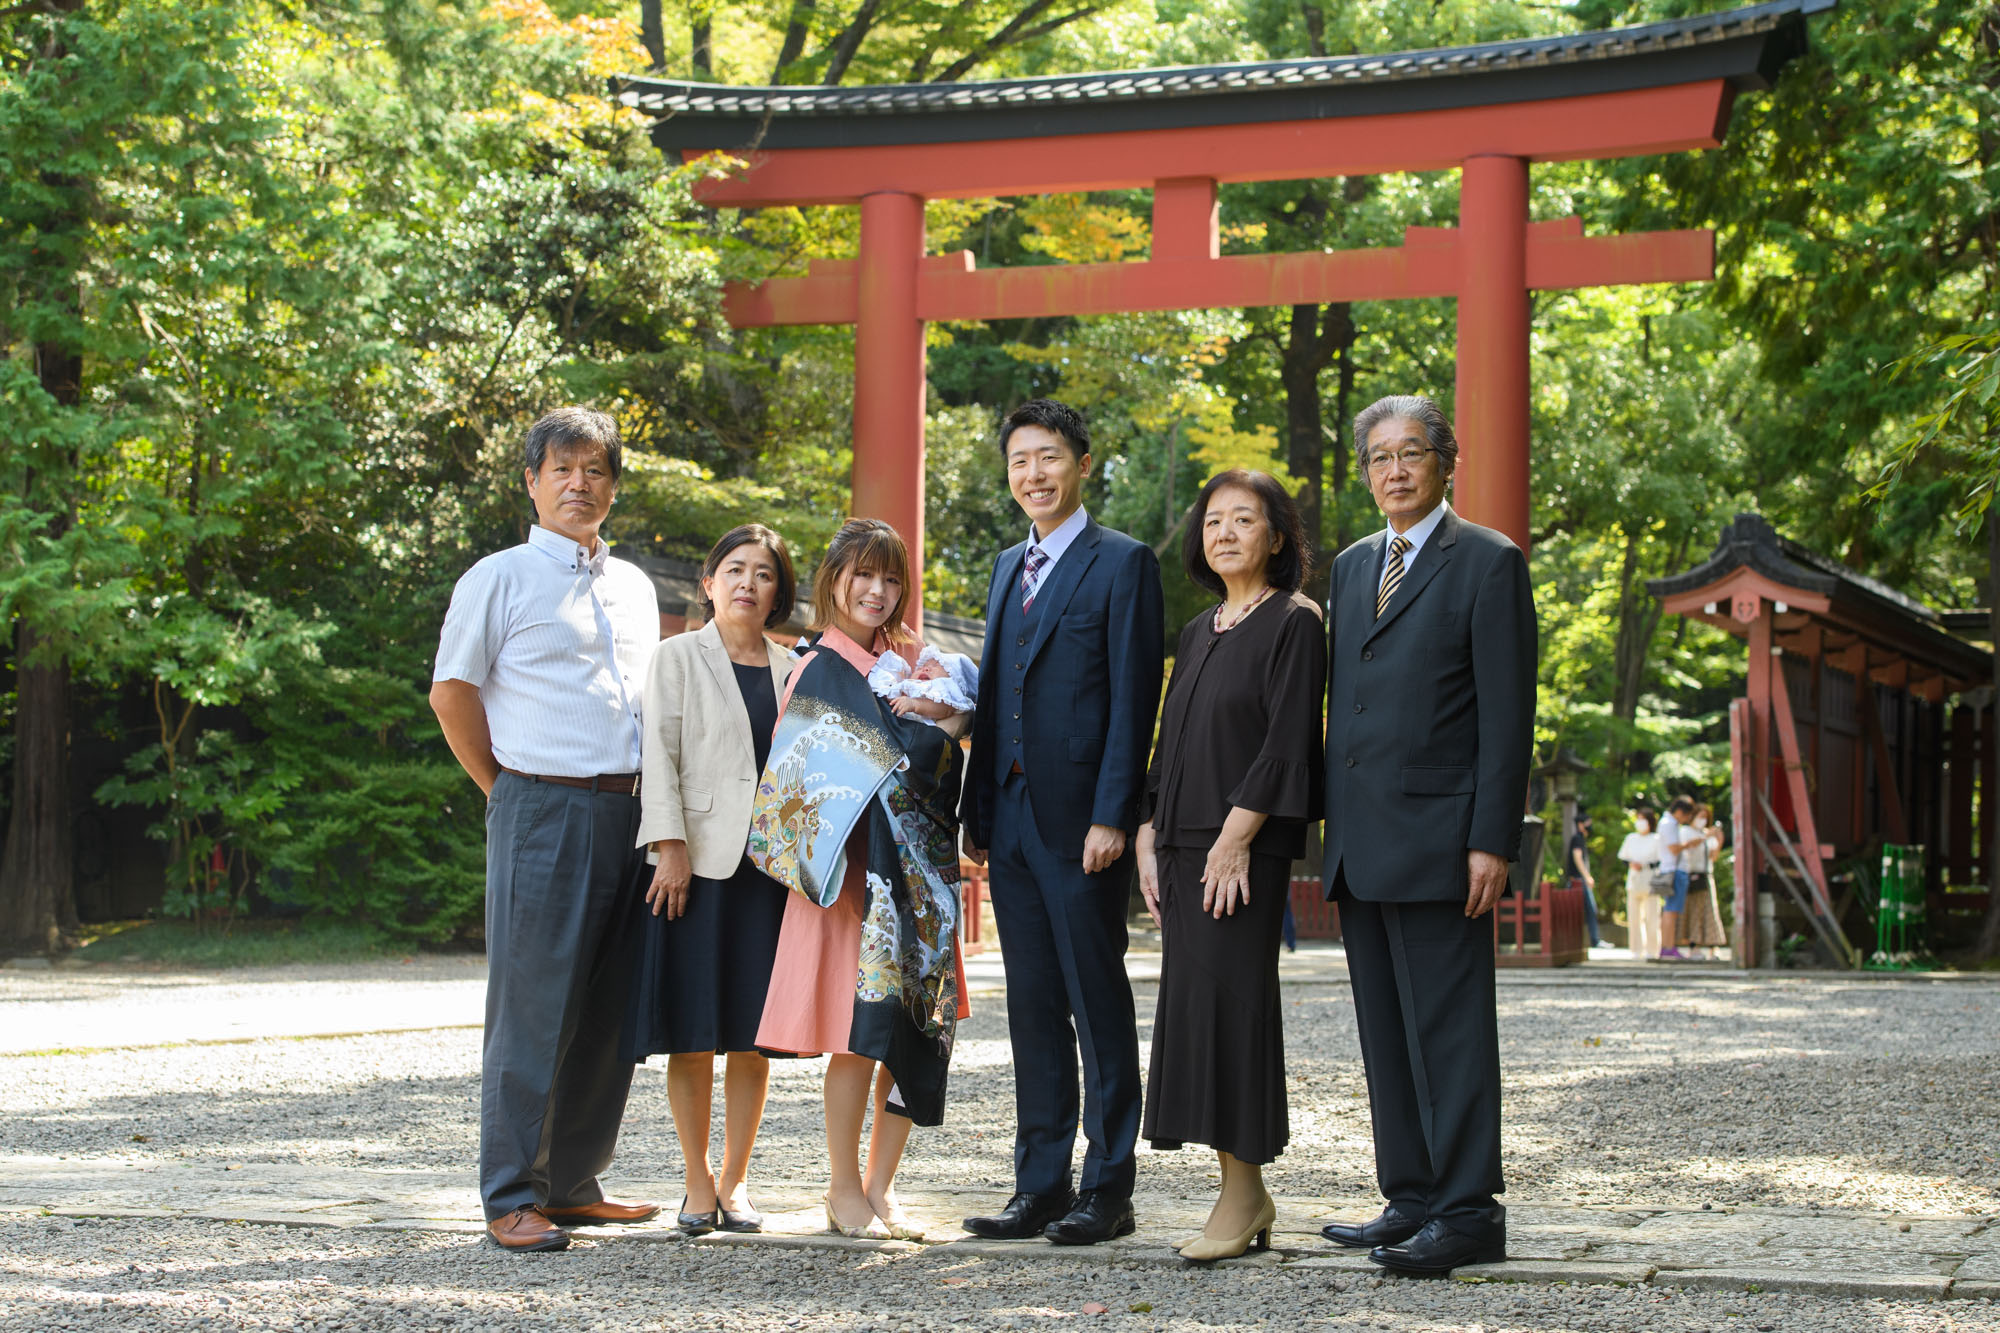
[913,658,949,681]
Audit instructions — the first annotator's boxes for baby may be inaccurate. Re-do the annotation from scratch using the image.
[867,643,979,727]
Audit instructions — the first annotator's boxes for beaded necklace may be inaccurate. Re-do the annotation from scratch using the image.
[1212,584,1277,633]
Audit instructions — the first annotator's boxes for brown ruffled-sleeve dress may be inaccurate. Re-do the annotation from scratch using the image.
[1141,590,1326,1165]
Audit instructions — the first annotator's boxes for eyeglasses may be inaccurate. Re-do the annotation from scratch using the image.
[1365,446,1434,473]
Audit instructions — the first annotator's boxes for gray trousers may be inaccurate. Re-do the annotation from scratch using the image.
[480,772,644,1221]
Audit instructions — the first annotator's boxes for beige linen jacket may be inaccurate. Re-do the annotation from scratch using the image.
[635,620,796,880]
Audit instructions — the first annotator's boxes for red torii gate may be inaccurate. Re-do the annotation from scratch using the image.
[622,0,1827,615]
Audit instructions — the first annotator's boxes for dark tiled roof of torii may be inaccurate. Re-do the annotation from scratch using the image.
[613,0,1832,151]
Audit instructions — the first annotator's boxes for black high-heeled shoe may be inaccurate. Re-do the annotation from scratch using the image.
[676,1195,719,1236]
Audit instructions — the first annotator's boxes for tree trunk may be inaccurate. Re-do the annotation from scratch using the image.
[1300,2,1327,58]
[821,0,882,85]
[640,0,666,69]
[1330,334,1355,554]
[1280,300,1355,599]
[691,18,712,78]
[770,0,817,82]
[1,325,82,955]
[1975,11,2000,961]
[1605,526,1685,796]
[0,626,74,956]
[1282,304,1325,573]
[1978,504,2000,958]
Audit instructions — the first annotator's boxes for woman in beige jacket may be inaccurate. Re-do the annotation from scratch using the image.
[627,525,798,1235]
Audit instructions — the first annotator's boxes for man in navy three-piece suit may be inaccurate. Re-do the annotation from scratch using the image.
[960,399,1166,1246]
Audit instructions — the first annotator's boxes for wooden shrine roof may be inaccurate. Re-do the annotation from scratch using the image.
[1649,513,1992,697]
[614,0,1830,153]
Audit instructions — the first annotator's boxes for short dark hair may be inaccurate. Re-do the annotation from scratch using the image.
[701,524,797,629]
[524,407,622,480]
[810,518,913,644]
[1633,804,1657,826]
[1182,469,1311,596]
[998,398,1089,461]
[1351,394,1459,481]
[1669,795,1696,816]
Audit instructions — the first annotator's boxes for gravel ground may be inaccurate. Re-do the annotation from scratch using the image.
[1,1214,1992,1331]
[1,962,1996,1329]
[3,970,1996,1215]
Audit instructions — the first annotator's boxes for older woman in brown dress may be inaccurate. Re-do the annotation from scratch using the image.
[1135,468,1326,1263]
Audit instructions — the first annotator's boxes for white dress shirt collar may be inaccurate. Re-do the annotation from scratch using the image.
[527,522,608,576]
[1381,500,1450,570]
[1026,506,1090,566]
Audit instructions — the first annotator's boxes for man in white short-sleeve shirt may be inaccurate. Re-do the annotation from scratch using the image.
[430,407,660,1252]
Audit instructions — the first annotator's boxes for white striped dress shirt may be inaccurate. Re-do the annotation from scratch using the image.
[1376,499,1450,586]
[433,525,659,778]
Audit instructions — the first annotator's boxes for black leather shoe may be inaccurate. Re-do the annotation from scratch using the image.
[963,1190,1077,1240]
[676,1195,719,1236]
[1043,1190,1136,1246]
[717,1205,763,1233]
[1320,1207,1423,1249]
[1370,1219,1505,1274]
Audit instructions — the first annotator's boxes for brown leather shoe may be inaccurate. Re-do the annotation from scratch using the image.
[543,1198,662,1226]
[487,1205,570,1252]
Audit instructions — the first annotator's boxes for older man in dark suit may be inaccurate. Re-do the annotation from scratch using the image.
[1318,394,1536,1274]
[960,398,1165,1246]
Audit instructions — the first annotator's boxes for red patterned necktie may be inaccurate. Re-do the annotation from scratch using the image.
[1022,545,1049,610]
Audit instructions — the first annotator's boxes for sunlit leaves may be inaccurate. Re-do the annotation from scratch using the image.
[1017,195,1151,265]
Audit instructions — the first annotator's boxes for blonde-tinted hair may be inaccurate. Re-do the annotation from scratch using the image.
[810,518,913,643]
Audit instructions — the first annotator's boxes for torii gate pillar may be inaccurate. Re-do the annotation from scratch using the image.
[1456,154,1532,552]
[853,190,928,618]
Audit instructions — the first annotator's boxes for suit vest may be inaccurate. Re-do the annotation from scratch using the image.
[989,575,1045,784]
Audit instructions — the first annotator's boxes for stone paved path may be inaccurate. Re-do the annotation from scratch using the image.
[3,945,1996,1307]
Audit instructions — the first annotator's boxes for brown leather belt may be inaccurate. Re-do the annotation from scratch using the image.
[500,767,640,796]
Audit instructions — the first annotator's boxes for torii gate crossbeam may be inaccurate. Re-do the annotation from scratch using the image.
[621,0,1829,618]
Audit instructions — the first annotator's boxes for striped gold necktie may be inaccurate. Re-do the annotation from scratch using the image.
[1376,535,1412,619]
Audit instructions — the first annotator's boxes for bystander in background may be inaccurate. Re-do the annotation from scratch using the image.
[1617,807,1662,963]
[1655,797,1701,962]
[1680,804,1727,961]
[1566,813,1602,949]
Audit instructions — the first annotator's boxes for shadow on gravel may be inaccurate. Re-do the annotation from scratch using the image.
[0,1217,1957,1333]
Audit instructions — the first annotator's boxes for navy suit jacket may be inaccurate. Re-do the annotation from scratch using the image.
[1322,507,1536,903]
[962,516,1165,860]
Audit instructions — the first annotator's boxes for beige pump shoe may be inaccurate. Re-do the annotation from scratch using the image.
[824,1193,886,1239]
[1179,1196,1277,1264]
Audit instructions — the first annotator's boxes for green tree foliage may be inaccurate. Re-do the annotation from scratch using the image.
[3,0,1993,953]
[0,0,753,945]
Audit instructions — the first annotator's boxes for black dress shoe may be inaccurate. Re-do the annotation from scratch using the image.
[1043,1190,1136,1246]
[963,1190,1077,1240]
[1320,1207,1423,1249]
[1370,1219,1505,1274]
